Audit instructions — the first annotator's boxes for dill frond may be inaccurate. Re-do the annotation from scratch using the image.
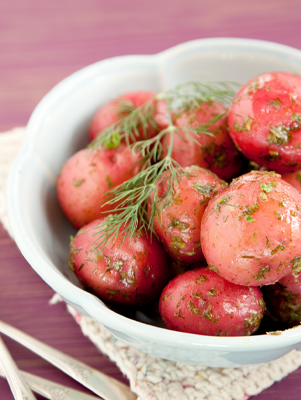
[90,81,238,248]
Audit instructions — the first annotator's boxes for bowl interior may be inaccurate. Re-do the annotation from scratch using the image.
[7,38,301,363]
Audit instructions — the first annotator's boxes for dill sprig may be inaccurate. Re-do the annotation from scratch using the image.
[93,156,185,248]
[90,81,238,248]
[90,81,237,150]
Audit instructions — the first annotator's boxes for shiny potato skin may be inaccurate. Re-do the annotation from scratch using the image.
[147,166,228,266]
[228,71,301,173]
[159,269,265,336]
[161,101,243,181]
[201,171,301,286]
[57,144,141,229]
[69,218,171,306]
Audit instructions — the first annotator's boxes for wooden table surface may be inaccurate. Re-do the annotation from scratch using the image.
[1,1,301,399]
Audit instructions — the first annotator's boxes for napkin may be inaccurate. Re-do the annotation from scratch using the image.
[1,127,301,400]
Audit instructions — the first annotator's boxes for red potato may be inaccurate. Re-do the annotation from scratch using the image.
[161,101,243,181]
[147,166,228,266]
[89,91,155,141]
[57,144,141,229]
[89,90,168,142]
[281,169,301,193]
[201,171,301,286]
[159,268,265,336]
[263,267,301,326]
[228,71,301,173]
[69,218,171,306]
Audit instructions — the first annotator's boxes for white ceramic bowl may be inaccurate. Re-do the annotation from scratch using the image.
[6,38,301,367]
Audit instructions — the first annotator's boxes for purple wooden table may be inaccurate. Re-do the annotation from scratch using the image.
[1,1,301,398]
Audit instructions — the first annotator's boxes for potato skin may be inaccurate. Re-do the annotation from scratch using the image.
[89,90,168,142]
[69,218,171,306]
[263,268,301,326]
[282,169,301,193]
[159,269,265,336]
[161,101,243,181]
[147,166,228,265]
[57,144,141,229]
[201,171,301,286]
[228,71,301,173]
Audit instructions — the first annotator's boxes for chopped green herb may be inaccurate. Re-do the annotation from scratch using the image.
[176,295,186,308]
[113,258,124,271]
[208,287,217,297]
[292,112,301,124]
[173,195,183,205]
[291,256,301,276]
[174,309,185,319]
[241,255,260,260]
[73,247,82,255]
[106,175,114,188]
[73,178,85,187]
[267,124,292,145]
[106,289,130,301]
[162,293,174,302]
[239,203,259,220]
[78,263,84,272]
[254,266,270,281]
[188,301,201,315]
[246,215,256,223]
[104,132,121,148]
[265,150,280,162]
[213,203,222,218]
[260,192,268,201]
[261,183,273,193]
[244,311,262,333]
[274,211,283,220]
[207,264,219,274]
[194,275,208,284]
[120,272,127,280]
[203,304,219,323]
[167,213,189,231]
[171,236,187,250]
[218,196,230,204]
[193,182,215,198]
[271,244,285,256]
[224,325,234,336]
[268,98,282,109]
[233,116,253,132]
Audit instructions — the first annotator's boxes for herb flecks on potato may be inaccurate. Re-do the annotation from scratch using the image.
[148,165,228,266]
[70,218,171,306]
[159,268,265,336]
[201,171,301,286]
[228,71,301,173]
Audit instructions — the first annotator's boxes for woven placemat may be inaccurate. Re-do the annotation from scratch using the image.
[2,127,301,400]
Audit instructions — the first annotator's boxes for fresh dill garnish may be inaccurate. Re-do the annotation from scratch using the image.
[89,81,238,248]
[90,81,237,150]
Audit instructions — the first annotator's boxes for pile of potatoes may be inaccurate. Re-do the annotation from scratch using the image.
[58,71,301,336]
